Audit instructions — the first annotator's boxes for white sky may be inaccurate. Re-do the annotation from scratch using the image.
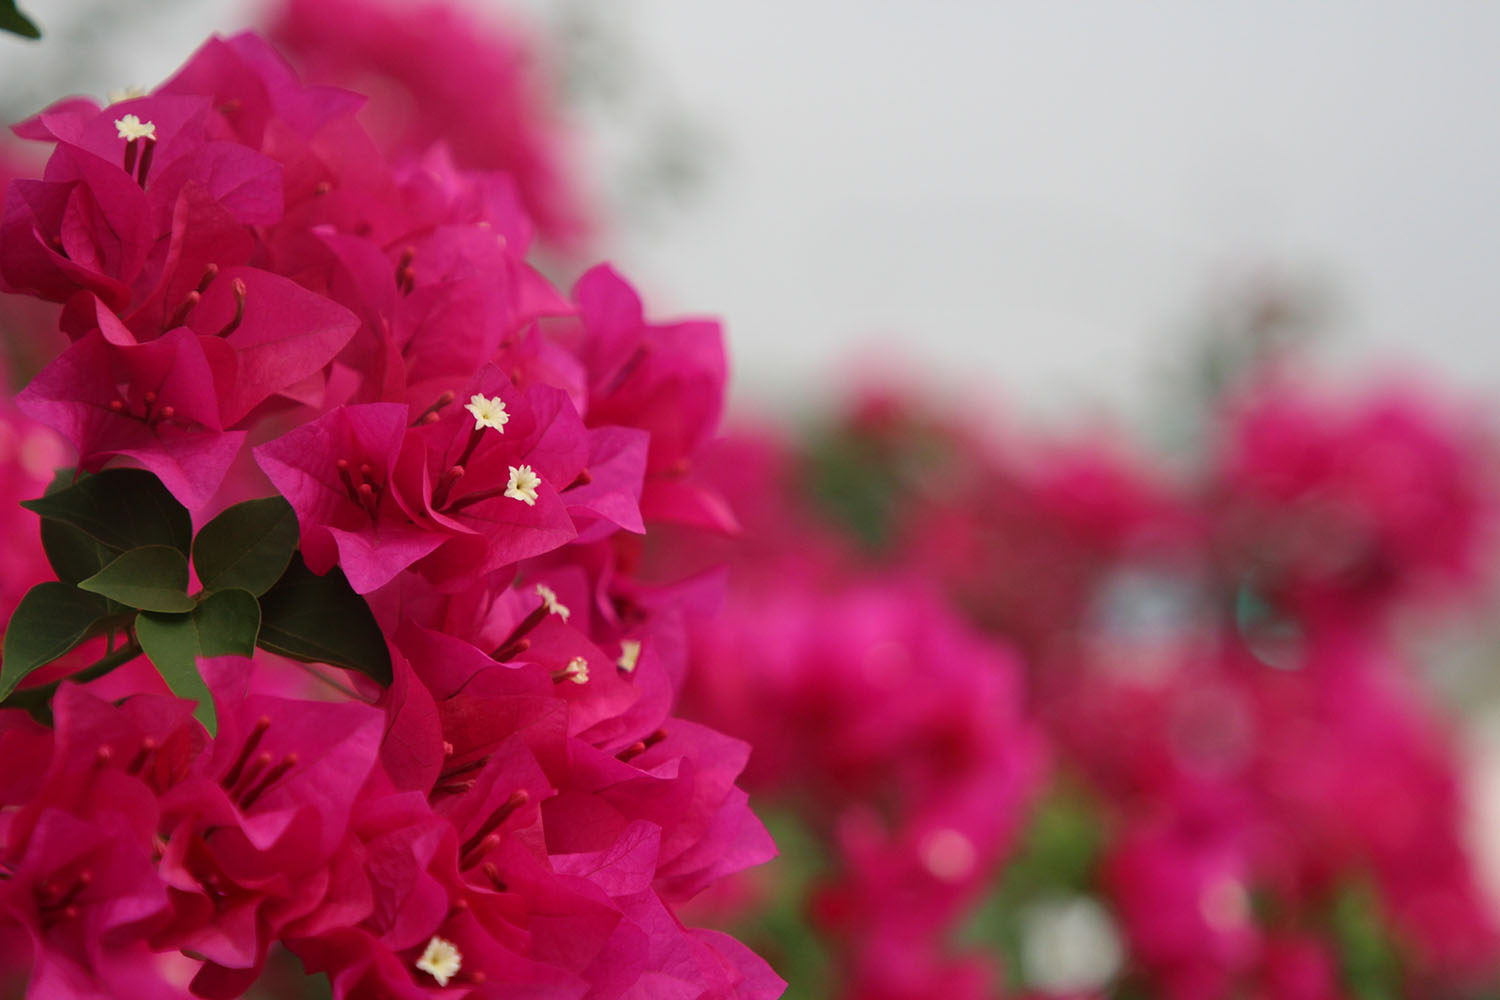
[596,2,1500,422]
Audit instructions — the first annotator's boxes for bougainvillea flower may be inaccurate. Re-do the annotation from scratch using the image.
[184,265,358,426]
[256,402,445,592]
[15,326,246,508]
[1210,376,1495,629]
[400,367,586,589]
[385,224,571,405]
[4,92,284,332]
[0,158,148,310]
[268,0,587,247]
[0,809,183,999]
[151,658,385,992]
[566,264,735,532]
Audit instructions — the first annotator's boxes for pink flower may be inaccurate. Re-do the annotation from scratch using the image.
[151,657,386,993]
[1210,376,1497,629]
[0,386,64,624]
[268,0,587,248]
[567,265,735,533]
[16,328,245,509]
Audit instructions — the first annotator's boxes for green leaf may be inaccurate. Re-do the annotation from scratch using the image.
[258,553,391,685]
[193,495,299,596]
[40,518,118,585]
[0,582,110,699]
[34,470,117,586]
[78,546,195,613]
[1330,879,1404,1000]
[135,589,260,734]
[23,469,191,556]
[0,0,40,39]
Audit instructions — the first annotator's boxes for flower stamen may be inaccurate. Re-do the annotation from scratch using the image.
[464,393,509,433]
[535,584,570,622]
[416,936,462,987]
[505,465,540,505]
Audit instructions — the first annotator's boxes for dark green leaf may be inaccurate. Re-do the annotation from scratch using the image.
[78,545,195,613]
[136,590,260,734]
[258,553,391,685]
[193,495,299,596]
[34,469,117,586]
[0,0,40,39]
[23,469,191,556]
[0,583,110,699]
[40,518,117,585]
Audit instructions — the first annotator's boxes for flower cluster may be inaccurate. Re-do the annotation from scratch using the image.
[677,373,1500,999]
[267,0,586,249]
[0,29,777,1000]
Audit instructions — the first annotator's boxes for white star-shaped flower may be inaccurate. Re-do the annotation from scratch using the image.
[464,392,509,432]
[505,464,540,505]
[114,114,155,142]
[415,936,462,987]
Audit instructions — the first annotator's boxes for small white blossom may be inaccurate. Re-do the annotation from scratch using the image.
[617,639,642,674]
[416,936,462,987]
[464,392,509,432]
[535,583,571,621]
[114,114,155,142]
[505,464,540,505]
[559,656,589,685]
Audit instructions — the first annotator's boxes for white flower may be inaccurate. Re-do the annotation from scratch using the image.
[505,464,540,505]
[464,392,509,432]
[114,114,155,142]
[535,583,571,621]
[617,638,642,674]
[415,936,462,987]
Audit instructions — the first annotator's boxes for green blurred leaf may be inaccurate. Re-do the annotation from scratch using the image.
[23,469,191,556]
[136,589,260,734]
[1330,880,1404,1000]
[0,0,39,39]
[78,545,195,612]
[193,495,298,596]
[803,432,897,552]
[257,553,391,685]
[0,582,110,699]
[729,806,833,1000]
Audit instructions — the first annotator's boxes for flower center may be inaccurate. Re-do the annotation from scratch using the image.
[416,935,462,987]
[464,392,509,433]
[505,464,541,506]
